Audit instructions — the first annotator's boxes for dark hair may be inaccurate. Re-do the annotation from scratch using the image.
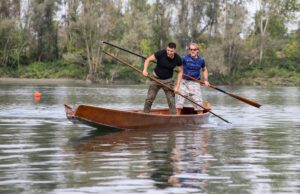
[168,42,176,49]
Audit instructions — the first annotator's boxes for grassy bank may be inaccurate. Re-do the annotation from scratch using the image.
[0,61,299,86]
[210,66,300,86]
[0,61,87,79]
[235,67,300,86]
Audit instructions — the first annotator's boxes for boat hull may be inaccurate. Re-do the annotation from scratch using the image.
[65,104,209,130]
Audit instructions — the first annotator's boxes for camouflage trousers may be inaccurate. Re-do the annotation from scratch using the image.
[144,78,176,114]
[176,79,203,110]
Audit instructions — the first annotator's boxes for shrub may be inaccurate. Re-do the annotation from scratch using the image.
[18,61,86,79]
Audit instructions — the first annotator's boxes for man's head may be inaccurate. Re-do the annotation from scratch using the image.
[167,42,176,59]
[188,43,200,58]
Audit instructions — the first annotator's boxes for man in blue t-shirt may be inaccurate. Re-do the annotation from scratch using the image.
[142,42,183,114]
[176,43,210,114]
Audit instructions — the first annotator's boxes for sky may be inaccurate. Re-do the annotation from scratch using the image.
[21,0,298,32]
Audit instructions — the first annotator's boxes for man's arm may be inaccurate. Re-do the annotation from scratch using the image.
[174,65,183,93]
[143,54,156,77]
[202,67,210,86]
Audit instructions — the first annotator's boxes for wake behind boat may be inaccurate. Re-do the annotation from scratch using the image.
[64,104,210,130]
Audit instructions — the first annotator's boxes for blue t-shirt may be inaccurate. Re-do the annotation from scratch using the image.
[182,54,206,80]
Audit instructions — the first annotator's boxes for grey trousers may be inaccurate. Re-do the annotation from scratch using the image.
[143,78,176,114]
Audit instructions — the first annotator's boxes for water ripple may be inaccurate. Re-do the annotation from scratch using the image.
[0,83,299,194]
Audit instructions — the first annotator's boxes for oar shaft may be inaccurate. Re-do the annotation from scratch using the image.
[103,51,231,124]
[103,41,147,60]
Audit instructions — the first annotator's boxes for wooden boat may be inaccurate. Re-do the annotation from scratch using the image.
[64,104,210,130]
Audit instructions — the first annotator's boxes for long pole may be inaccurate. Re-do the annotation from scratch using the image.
[102,41,262,108]
[103,50,231,124]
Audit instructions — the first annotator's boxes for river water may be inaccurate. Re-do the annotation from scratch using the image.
[0,80,299,194]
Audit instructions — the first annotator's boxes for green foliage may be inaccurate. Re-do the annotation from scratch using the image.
[0,0,299,86]
[18,61,86,79]
[0,67,16,77]
[140,39,152,56]
[284,41,300,61]
[0,19,18,68]
[103,62,144,82]
[222,64,300,86]
[30,0,60,61]
[268,16,287,38]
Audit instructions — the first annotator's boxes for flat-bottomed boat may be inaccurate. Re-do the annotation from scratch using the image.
[64,104,210,130]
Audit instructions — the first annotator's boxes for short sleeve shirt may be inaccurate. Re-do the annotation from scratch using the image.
[182,54,206,80]
[154,49,182,80]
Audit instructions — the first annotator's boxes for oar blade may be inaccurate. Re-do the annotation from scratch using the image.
[228,93,262,108]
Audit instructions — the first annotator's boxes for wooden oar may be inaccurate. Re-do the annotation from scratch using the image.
[103,50,231,124]
[174,72,262,108]
[102,41,262,108]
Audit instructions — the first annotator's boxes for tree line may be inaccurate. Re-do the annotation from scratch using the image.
[0,0,299,84]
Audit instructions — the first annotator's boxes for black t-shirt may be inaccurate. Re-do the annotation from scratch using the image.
[154,49,182,80]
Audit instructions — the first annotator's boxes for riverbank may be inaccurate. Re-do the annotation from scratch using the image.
[1,75,298,86]
[233,67,300,86]
[211,66,300,86]
[1,63,299,86]
[0,78,141,86]
[0,78,87,85]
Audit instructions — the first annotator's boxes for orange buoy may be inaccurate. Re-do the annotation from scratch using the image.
[34,91,41,102]
[34,91,41,98]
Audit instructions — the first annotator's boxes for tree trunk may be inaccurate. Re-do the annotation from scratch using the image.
[85,36,94,82]
[259,16,269,65]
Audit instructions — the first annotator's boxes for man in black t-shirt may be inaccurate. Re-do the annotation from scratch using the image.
[142,42,183,114]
